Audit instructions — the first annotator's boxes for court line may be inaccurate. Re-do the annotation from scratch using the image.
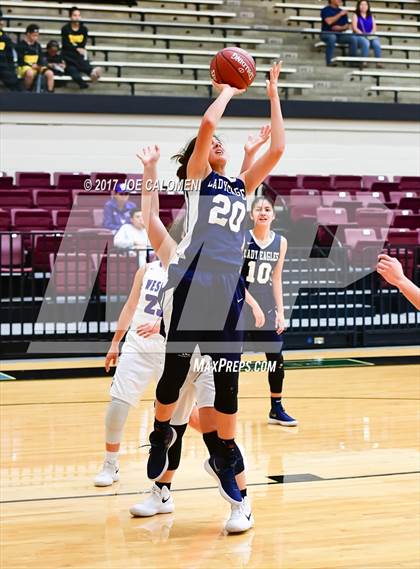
[347,358,375,366]
[2,395,420,407]
[2,471,419,505]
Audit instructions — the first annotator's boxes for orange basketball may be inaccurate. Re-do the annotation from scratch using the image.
[210,47,256,90]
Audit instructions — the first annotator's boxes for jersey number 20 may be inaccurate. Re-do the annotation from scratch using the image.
[208,194,246,233]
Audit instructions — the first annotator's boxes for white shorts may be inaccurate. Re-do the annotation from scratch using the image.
[110,332,215,425]
[110,331,165,406]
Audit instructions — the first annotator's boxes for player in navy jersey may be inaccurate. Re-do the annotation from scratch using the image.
[242,196,298,426]
[146,62,286,511]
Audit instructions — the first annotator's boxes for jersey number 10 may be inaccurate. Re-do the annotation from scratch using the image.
[246,260,272,284]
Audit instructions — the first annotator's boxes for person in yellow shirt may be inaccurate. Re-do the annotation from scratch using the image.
[61,6,102,89]
[16,24,54,92]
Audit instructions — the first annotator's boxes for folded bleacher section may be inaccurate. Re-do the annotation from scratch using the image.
[1,0,419,101]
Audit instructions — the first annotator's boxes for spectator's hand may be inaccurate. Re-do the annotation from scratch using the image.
[136,321,161,338]
[105,342,119,372]
[266,61,282,99]
[275,310,287,334]
[252,303,265,328]
[244,125,271,156]
[136,144,160,167]
[377,254,407,287]
[76,47,87,56]
[340,9,348,15]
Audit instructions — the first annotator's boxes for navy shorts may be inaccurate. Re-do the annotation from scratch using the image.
[161,263,245,358]
[244,305,284,354]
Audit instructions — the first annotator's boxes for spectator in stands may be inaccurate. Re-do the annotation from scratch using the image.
[351,0,382,67]
[113,208,149,265]
[16,24,55,92]
[45,40,66,77]
[320,0,364,66]
[61,6,102,89]
[377,254,420,310]
[0,11,21,91]
[103,184,137,232]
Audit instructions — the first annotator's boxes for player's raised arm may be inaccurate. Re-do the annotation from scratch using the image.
[240,62,286,195]
[239,125,271,175]
[377,254,420,310]
[137,145,177,270]
[272,236,288,334]
[187,82,245,181]
[105,265,146,372]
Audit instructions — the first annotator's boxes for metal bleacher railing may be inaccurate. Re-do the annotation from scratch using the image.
[1,232,418,353]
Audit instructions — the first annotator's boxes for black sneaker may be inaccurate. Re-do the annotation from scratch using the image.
[147,427,177,481]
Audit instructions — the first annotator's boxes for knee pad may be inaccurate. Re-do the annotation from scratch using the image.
[167,423,187,471]
[156,353,193,405]
[105,397,130,443]
[266,352,285,393]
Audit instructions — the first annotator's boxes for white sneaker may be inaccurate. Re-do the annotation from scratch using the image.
[94,460,119,487]
[130,484,174,517]
[225,496,254,534]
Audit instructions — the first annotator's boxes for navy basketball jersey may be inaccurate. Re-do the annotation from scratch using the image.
[174,171,247,272]
[242,229,281,310]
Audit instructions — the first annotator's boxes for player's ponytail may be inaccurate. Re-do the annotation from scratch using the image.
[172,137,198,180]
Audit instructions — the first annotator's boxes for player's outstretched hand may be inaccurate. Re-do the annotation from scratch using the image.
[136,321,161,338]
[376,254,406,287]
[136,144,160,167]
[244,125,271,155]
[211,80,246,97]
[266,61,282,99]
[105,343,119,372]
[252,303,266,328]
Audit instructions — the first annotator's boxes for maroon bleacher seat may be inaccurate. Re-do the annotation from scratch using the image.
[0,189,33,209]
[398,197,420,212]
[93,208,104,227]
[160,209,174,228]
[382,228,419,246]
[356,208,393,230]
[93,252,138,295]
[33,190,71,210]
[56,174,90,190]
[0,209,11,230]
[1,234,24,271]
[16,172,51,188]
[355,192,385,207]
[263,175,299,196]
[50,252,92,295]
[370,182,398,201]
[53,172,86,186]
[390,209,413,224]
[11,208,53,231]
[393,214,420,230]
[72,190,112,208]
[362,175,389,189]
[52,209,93,230]
[0,176,14,189]
[344,228,384,267]
[317,206,349,225]
[32,234,63,272]
[90,172,127,186]
[389,191,418,206]
[75,229,113,255]
[298,175,331,191]
[332,175,362,191]
[288,190,321,222]
[331,199,364,222]
[322,191,354,206]
[158,193,185,210]
[395,176,420,187]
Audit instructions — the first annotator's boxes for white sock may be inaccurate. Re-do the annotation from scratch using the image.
[105,451,119,464]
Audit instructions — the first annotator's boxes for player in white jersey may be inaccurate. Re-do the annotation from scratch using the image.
[94,260,215,499]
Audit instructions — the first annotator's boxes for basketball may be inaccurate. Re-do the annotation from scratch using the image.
[210,47,256,89]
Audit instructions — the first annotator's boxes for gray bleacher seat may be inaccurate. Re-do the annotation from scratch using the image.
[367,85,420,102]
[274,2,420,17]
[350,69,420,86]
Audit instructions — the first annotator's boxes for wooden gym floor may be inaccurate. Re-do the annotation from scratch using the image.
[1,346,419,569]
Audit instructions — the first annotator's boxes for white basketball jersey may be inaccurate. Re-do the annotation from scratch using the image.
[130,261,167,330]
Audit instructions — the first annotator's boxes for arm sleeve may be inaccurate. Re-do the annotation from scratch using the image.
[114,226,134,249]
[16,42,25,66]
[80,25,89,48]
[5,37,16,66]
[61,25,73,52]
[37,44,47,67]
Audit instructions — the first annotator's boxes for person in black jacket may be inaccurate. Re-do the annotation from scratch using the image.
[61,6,102,89]
[16,24,54,91]
[45,40,66,77]
[0,13,21,90]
